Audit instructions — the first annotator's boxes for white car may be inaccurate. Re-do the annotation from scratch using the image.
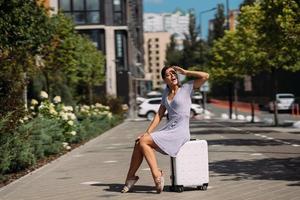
[138,97,203,120]
[269,93,295,112]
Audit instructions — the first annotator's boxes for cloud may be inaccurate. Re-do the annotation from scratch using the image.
[144,0,163,4]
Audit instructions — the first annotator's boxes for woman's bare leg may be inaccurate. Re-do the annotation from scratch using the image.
[125,142,144,180]
[138,135,162,179]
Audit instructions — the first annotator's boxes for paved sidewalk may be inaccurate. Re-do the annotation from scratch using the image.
[0,118,299,200]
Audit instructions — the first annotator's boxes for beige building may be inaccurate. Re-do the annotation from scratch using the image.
[229,9,240,31]
[144,32,170,90]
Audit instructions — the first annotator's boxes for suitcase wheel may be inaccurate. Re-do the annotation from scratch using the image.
[170,185,184,193]
[197,183,208,191]
[177,186,184,193]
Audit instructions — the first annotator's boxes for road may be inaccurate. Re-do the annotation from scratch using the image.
[0,106,299,200]
[206,103,300,125]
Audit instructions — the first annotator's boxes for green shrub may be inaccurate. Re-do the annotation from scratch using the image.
[9,133,36,172]
[0,139,12,174]
[18,116,65,159]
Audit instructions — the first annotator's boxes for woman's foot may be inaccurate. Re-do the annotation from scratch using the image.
[121,176,139,193]
[154,170,164,194]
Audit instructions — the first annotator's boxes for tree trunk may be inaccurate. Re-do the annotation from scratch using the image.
[44,72,50,96]
[234,81,238,119]
[228,82,233,119]
[272,70,279,126]
[23,72,28,111]
[88,82,93,105]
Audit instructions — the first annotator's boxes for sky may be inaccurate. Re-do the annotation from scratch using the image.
[143,0,245,39]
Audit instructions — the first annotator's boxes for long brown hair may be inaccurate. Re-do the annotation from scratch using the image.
[161,66,180,88]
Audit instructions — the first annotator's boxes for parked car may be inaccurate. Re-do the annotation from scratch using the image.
[138,97,203,120]
[269,93,295,112]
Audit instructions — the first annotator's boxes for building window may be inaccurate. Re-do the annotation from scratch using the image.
[156,57,159,61]
[156,63,160,67]
[77,29,105,52]
[113,0,126,25]
[156,51,159,54]
[156,69,160,73]
[115,30,128,71]
[58,0,102,25]
[155,38,159,42]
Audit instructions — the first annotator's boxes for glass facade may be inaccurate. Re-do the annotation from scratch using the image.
[115,30,127,71]
[113,0,126,25]
[58,0,102,24]
[77,29,105,53]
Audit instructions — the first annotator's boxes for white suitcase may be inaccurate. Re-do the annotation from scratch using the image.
[170,139,209,192]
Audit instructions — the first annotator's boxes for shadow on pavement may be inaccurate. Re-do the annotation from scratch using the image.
[209,157,300,185]
[90,183,158,194]
[90,183,205,194]
[207,139,300,146]
[190,120,294,128]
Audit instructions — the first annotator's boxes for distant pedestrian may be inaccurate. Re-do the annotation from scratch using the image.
[121,66,209,193]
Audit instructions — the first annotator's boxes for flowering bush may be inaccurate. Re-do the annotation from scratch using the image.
[0,90,122,180]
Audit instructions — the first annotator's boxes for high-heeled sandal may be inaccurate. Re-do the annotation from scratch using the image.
[155,170,164,194]
[121,176,139,193]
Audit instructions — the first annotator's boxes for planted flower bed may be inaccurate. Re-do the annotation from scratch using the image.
[0,91,123,186]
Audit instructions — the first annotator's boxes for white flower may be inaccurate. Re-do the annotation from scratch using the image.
[62,106,73,112]
[62,142,71,150]
[122,104,128,111]
[19,119,24,123]
[49,107,58,115]
[69,131,77,136]
[38,102,45,110]
[62,142,68,148]
[53,96,61,104]
[60,112,68,121]
[23,116,29,121]
[31,99,38,105]
[107,113,112,119]
[40,91,48,99]
[67,120,74,126]
[67,113,76,120]
[30,106,35,110]
[95,103,103,108]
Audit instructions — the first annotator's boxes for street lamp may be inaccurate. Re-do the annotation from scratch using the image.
[199,7,217,39]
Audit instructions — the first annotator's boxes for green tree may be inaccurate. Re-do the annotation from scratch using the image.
[210,0,300,125]
[165,34,183,66]
[74,35,105,104]
[0,0,52,116]
[38,13,78,104]
[257,0,300,125]
[208,4,225,46]
[239,0,256,9]
[182,9,209,68]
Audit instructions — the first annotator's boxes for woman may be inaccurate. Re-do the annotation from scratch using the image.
[121,66,209,193]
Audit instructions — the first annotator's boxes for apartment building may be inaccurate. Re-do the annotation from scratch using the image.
[143,10,189,89]
[143,10,189,39]
[44,0,145,104]
[144,32,170,90]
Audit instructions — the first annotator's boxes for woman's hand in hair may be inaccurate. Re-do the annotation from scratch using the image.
[172,66,186,75]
